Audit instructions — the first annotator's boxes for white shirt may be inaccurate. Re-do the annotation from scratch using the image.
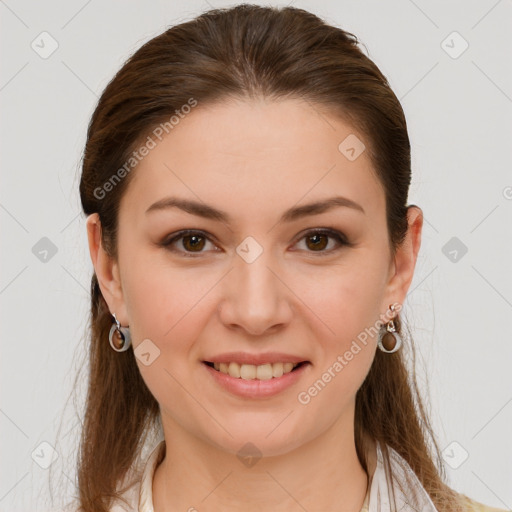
[95,438,504,512]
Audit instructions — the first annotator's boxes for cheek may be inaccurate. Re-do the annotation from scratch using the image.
[300,258,387,342]
[295,254,385,399]
[121,261,214,417]
[294,321,376,437]
[120,246,215,343]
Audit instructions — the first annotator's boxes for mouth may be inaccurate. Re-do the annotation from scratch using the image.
[202,360,310,380]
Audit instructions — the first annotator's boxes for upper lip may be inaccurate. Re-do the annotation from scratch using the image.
[203,352,309,366]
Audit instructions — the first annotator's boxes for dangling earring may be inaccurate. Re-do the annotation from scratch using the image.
[109,313,132,352]
[377,304,403,353]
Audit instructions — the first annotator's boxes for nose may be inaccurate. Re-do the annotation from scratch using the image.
[217,250,293,336]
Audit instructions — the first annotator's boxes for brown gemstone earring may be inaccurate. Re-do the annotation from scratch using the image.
[377,304,403,354]
[108,313,132,352]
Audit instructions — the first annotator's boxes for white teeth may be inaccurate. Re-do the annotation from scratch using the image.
[256,364,272,380]
[228,362,240,377]
[283,362,294,374]
[272,363,284,378]
[211,361,301,379]
[240,363,256,379]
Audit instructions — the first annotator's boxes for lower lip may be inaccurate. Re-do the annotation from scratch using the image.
[202,362,311,399]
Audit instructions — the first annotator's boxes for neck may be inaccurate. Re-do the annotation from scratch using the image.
[153,411,377,512]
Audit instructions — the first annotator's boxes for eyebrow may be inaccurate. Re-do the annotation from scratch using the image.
[145,195,365,223]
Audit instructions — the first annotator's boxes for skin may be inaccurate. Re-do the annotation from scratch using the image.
[86,97,423,511]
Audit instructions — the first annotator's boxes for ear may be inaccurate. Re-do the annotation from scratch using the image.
[381,205,423,311]
[86,213,129,326]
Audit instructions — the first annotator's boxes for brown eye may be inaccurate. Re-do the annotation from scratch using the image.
[162,230,216,257]
[294,229,348,254]
[305,232,329,251]
[181,234,206,252]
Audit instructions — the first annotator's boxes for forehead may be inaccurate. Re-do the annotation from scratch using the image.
[120,98,385,225]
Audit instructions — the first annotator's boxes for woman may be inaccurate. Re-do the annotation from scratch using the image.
[71,4,508,511]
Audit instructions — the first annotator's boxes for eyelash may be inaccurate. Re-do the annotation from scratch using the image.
[161,228,350,258]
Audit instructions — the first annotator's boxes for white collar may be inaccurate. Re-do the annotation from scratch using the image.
[365,441,439,511]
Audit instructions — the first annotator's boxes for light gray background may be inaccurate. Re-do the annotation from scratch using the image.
[1,1,511,510]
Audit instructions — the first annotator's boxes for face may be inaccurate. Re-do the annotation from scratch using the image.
[87,97,422,457]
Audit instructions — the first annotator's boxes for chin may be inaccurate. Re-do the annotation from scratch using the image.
[198,418,311,459]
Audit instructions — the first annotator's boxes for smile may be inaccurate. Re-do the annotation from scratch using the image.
[204,361,306,380]
[202,361,311,399]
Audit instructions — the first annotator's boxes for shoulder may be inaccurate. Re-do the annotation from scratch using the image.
[458,493,510,512]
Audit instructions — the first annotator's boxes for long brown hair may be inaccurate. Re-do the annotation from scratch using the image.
[75,4,466,511]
